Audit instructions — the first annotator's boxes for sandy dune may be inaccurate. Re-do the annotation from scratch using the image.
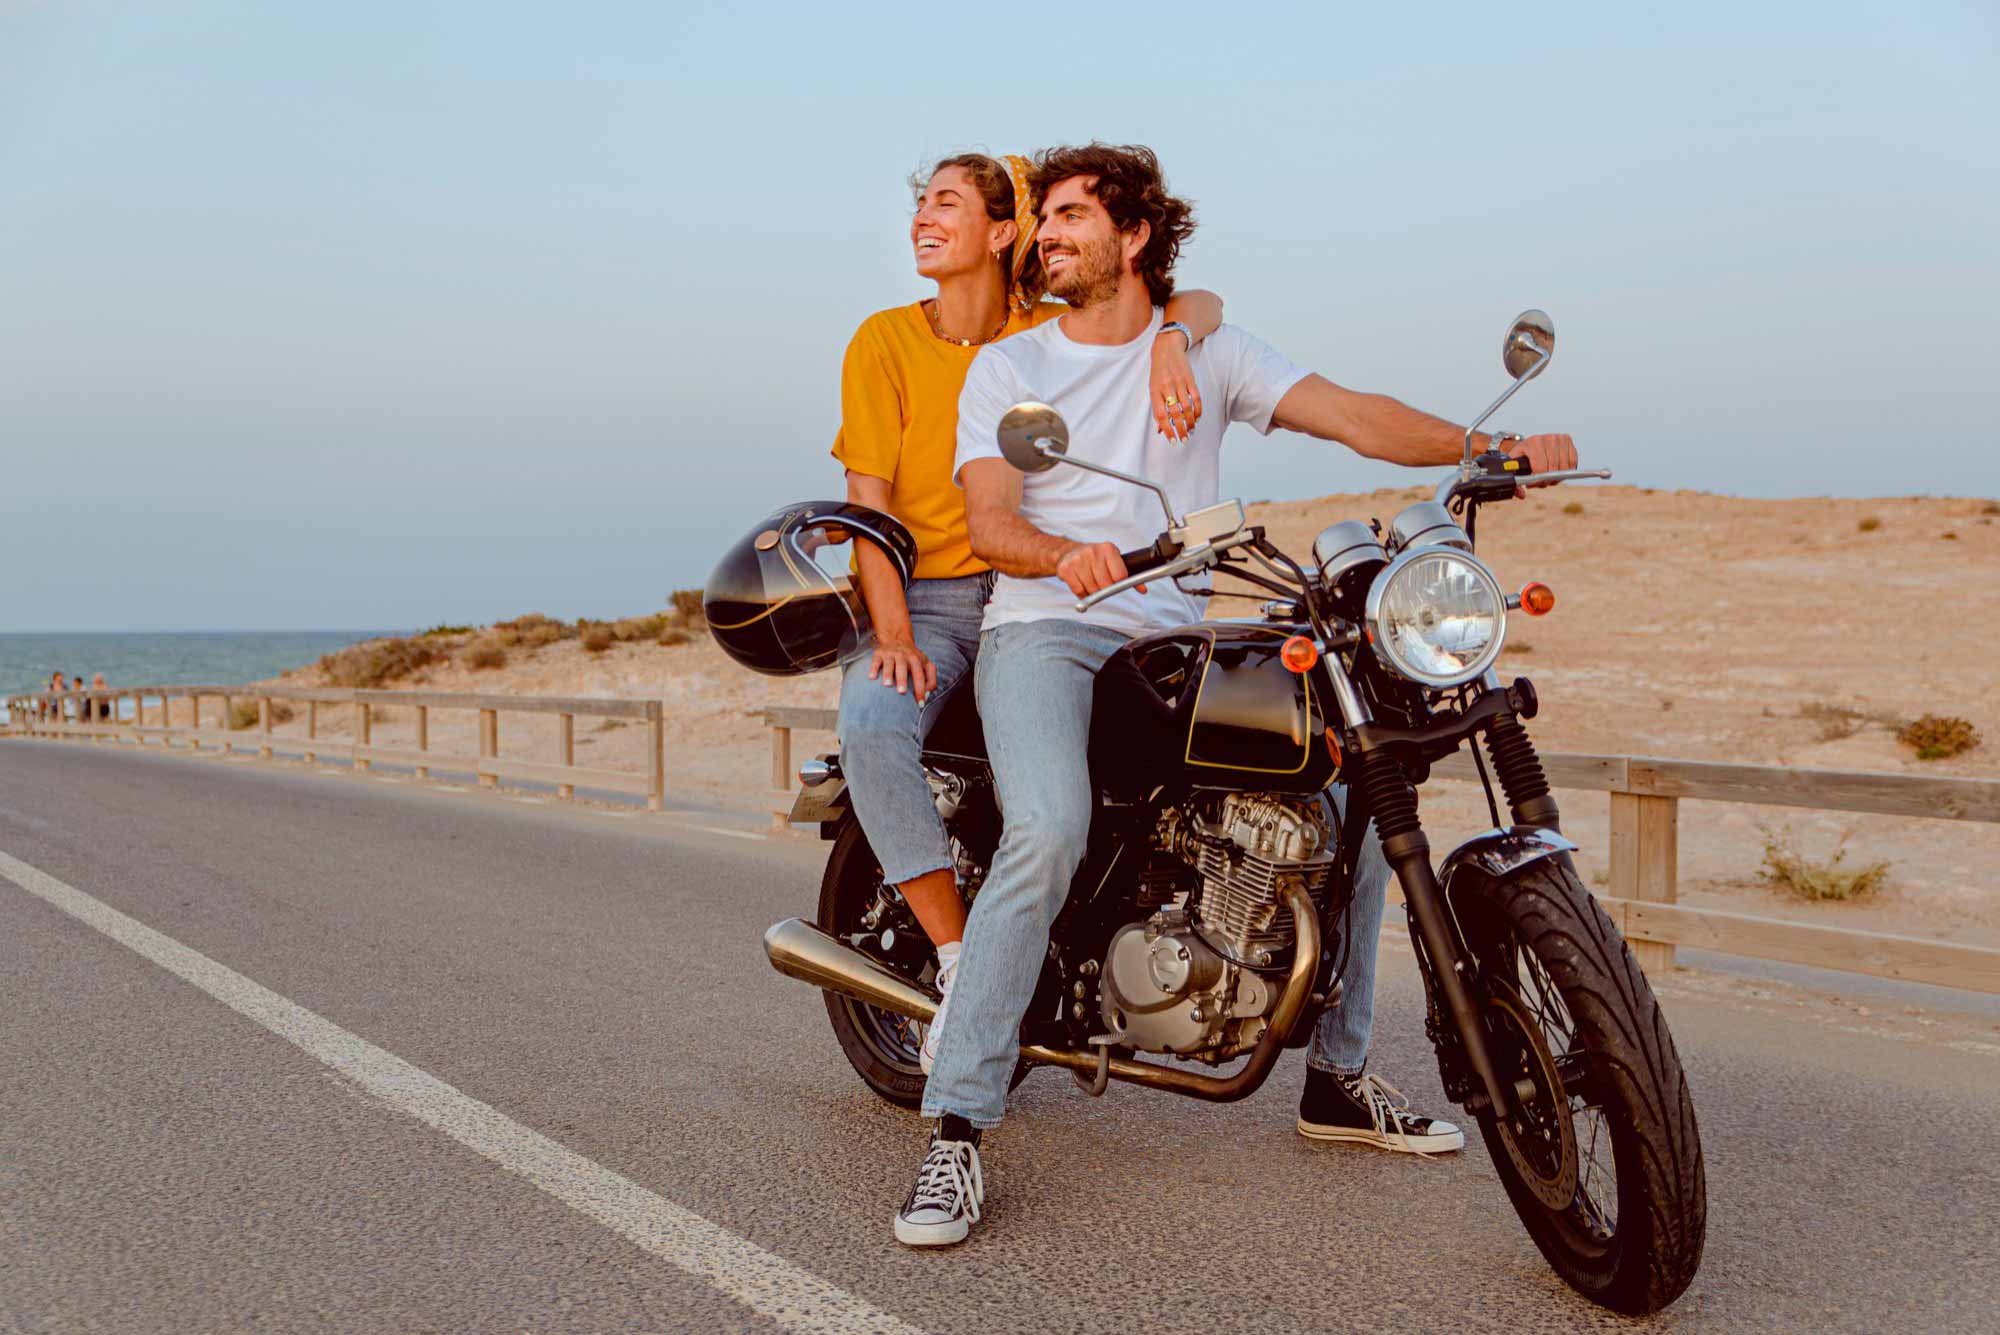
[252,486,1998,947]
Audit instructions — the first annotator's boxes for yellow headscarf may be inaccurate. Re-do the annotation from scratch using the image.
[1000,153,1040,313]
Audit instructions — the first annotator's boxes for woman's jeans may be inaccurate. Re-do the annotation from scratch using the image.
[836,574,991,887]
[921,617,1391,1128]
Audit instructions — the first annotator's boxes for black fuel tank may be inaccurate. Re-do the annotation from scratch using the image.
[1091,623,1340,797]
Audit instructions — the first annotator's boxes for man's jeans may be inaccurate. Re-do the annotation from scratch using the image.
[921,617,1393,1128]
[837,574,990,887]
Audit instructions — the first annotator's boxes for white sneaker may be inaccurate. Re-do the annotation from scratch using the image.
[893,1128,984,1247]
[919,952,958,1076]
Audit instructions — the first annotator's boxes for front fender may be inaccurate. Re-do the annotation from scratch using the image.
[1437,827,1579,943]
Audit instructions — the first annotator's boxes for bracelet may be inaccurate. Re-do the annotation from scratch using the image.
[1158,320,1193,352]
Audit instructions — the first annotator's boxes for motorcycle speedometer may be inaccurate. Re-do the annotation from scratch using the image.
[1363,548,1508,688]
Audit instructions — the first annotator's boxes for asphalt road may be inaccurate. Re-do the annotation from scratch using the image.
[3,740,1995,1334]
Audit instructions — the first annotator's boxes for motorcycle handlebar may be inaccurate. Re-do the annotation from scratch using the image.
[1119,535,1184,576]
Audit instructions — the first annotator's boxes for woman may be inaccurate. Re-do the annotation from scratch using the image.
[831,151,1223,1069]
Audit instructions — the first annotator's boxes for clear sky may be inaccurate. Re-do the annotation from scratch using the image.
[3,1,1995,631]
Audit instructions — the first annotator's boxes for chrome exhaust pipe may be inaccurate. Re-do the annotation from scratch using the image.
[767,884,1320,1106]
[763,918,937,1023]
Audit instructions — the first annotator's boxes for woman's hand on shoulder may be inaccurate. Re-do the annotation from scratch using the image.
[1149,332,1203,442]
[869,634,937,702]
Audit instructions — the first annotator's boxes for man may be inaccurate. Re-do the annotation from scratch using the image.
[897,143,1579,1247]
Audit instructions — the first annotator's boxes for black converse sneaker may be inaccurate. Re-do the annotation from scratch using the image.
[894,1118,985,1247]
[1297,1067,1465,1154]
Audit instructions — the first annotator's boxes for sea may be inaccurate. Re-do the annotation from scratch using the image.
[1,631,396,722]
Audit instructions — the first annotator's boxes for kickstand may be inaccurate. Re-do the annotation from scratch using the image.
[1071,1036,1115,1097]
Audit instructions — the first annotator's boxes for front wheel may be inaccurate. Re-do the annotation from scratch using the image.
[1457,857,1707,1315]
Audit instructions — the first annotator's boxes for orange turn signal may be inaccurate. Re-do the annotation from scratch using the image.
[1520,582,1556,617]
[1280,635,1320,673]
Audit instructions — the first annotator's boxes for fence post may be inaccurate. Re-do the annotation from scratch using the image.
[356,699,371,771]
[304,699,319,764]
[770,720,792,792]
[220,694,234,754]
[1610,791,1679,972]
[259,696,273,759]
[189,693,201,750]
[415,704,429,780]
[558,712,574,801]
[478,708,497,788]
[647,702,664,811]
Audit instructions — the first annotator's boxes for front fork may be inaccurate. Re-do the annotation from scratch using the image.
[1330,662,1561,1122]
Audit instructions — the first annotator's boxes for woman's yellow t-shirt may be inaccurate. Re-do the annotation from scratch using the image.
[832,301,1065,580]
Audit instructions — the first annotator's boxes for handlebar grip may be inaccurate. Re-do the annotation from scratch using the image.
[1118,536,1183,576]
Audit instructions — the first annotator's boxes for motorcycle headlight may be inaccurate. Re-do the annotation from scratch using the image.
[1364,548,1507,688]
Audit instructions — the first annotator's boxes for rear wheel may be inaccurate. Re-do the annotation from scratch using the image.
[815,817,1027,1109]
[1457,857,1706,1315]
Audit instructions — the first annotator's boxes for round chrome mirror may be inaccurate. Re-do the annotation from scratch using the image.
[997,402,1069,473]
[1502,310,1554,382]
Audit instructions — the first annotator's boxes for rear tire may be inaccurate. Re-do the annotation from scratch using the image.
[815,817,1027,1110]
[1458,857,1706,1315]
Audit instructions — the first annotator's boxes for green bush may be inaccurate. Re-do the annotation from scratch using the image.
[1759,829,1887,902]
[1561,501,1584,516]
[421,623,475,637]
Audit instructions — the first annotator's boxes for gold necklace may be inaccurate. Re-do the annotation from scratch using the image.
[923,299,1007,348]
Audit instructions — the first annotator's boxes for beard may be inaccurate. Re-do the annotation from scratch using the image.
[1042,232,1123,307]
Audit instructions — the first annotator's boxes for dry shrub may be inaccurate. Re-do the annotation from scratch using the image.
[1897,714,1978,761]
[319,637,440,689]
[1759,828,1887,902]
[581,627,614,654]
[671,588,705,625]
[614,614,668,642]
[465,642,508,671]
[1941,531,1959,541]
[498,613,568,648]
[1507,642,1533,654]
[1798,701,1888,743]
[228,699,296,729]
[657,626,694,647]
[1982,501,2000,516]
[1856,516,1881,532]
[1561,501,1584,516]
[422,623,474,637]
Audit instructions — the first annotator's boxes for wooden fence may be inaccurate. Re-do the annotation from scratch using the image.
[8,685,665,809]
[762,705,2000,996]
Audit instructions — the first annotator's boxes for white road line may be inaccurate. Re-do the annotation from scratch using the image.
[0,848,927,1335]
[696,825,765,842]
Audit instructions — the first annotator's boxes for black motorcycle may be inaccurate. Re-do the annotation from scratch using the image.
[752,311,1705,1315]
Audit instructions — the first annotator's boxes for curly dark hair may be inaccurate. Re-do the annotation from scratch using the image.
[1028,143,1194,307]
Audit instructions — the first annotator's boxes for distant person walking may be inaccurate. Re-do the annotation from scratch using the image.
[91,673,109,721]
[47,672,66,722]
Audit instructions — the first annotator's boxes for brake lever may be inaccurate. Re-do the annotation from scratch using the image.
[1520,469,1612,488]
[1074,537,1235,612]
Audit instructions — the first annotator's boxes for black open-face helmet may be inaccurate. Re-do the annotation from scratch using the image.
[703,501,918,676]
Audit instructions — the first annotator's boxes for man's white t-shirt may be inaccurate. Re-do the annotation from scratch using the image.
[953,308,1310,637]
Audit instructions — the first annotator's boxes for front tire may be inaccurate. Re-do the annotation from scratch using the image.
[1458,857,1706,1315]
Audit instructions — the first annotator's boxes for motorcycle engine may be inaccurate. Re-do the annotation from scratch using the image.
[1100,794,1337,1061]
